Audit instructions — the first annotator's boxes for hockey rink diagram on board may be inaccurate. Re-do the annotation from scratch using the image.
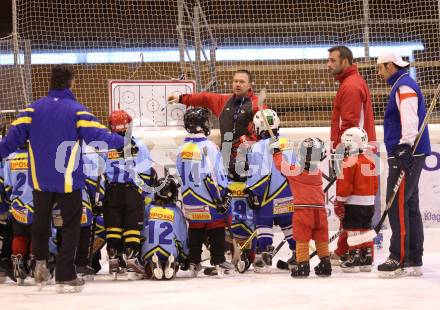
[109,80,195,128]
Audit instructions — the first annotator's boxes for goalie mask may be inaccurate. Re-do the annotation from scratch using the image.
[108,110,132,133]
[298,137,326,171]
[155,176,179,204]
[253,109,280,137]
[183,107,211,136]
[341,127,368,155]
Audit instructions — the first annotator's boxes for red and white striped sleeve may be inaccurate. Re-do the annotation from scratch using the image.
[395,85,419,146]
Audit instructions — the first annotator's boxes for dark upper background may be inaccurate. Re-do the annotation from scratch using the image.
[0,0,12,37]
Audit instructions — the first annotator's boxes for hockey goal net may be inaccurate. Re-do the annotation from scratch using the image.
[1,0,440,129]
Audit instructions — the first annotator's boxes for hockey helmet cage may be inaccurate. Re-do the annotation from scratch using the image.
[341,127,368,154]
[183,107,211,136]
[108,110,132,133]
[298,137,326,170]
[155,176,179,204]
[253,109,280,137]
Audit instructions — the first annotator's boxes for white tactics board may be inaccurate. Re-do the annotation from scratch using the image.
[109,80,195,128]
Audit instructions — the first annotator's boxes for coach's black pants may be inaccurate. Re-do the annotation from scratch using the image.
[32,190,82,282]
[387,156,425,266]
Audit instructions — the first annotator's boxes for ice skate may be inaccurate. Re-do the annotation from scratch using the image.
[214,261,236,278]
[76,265,96,281]
[164,255,176,280]
[189,263,202,278]
[126,249,144,280]
[378,257,407,278]
[314,257,332,277]
[290,261,310,278]
[150,253,164,280]
[12,254,29,285]
[108,249,124,280]
[359,248,373,272]
[253,246,273,273]
[34,260,50,290]
[56,277,85,294]
[340,249,361,273]
[329,251,347,266]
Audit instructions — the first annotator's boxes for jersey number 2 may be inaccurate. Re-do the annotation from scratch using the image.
[148,221,173,245]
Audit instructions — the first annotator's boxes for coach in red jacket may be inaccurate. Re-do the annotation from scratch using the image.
[328,46,376,149]
[167,70,265,148]
[327,46,377,265]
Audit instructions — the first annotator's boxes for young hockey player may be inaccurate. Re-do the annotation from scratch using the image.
[3,143,35,285]
[104,110,155,280]
[140,176,189,280]
[334,127,378,273]
[227,159,256,273]
[245,109,296,273]
[272,137,331,277]
[0,156,12,283]
[176,107,234,277]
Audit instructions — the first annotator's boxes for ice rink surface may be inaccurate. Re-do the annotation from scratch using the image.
[1,229,439,310]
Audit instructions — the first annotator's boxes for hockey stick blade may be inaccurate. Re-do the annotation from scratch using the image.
[347,229,377,246]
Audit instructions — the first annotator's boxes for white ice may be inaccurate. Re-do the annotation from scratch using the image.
[1,229,440,310]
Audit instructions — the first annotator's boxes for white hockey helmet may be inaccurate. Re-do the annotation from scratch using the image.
[341,127,369,154]
[253,109,280,136]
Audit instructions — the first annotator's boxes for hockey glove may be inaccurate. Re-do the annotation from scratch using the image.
[244,188,261,210]
[93,201,104,216]
[393,143,415,175]
[334,200,345,220]
[269,139,281,154]
[217,191,232,215]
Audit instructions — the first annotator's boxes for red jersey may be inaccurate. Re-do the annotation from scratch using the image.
[273,152,325,209]
[335,153,379,205]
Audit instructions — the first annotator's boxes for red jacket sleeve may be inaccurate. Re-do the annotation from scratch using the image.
[336,160,356,201]
[180,92,229,118]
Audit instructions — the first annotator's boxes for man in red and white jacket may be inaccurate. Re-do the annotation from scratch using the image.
[167,70,266,157]
[327,46,377,264]
[334,127,379,273]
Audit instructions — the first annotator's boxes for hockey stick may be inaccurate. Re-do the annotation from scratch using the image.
[348,83,440,246]
[202,146,241,265]
[87,170,104,268]
[277,176,337,269]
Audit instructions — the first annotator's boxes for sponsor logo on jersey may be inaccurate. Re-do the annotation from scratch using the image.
[10,155,29,170]
[81,206,89,224]
[273,197,295,214]
[180,143,202,161]
[184,205,211,221]
[279,137,293,151]
[12,208,28,224]
[108,150,123,160]
[150,207,175,222]
[228,181,246,197]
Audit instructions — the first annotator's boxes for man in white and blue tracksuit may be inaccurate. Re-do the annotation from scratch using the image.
[377,51,431,277]
[0,65,124,289]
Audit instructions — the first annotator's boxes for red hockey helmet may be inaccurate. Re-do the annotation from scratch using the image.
[108,110,132,132]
